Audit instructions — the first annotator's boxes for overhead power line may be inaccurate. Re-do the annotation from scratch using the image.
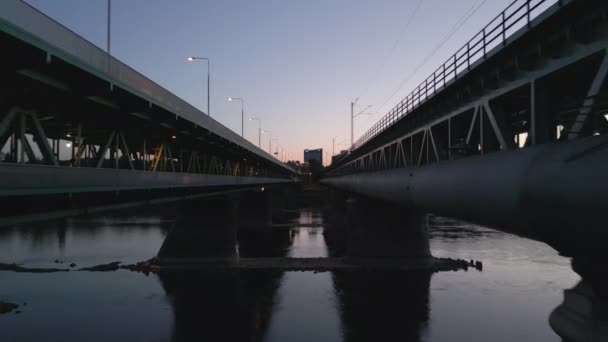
[372,0,489,116]
[355,0,425,102]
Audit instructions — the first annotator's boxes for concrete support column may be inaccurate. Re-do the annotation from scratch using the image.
[157,195,239,261]
[236,186,294,229]
[344,196,431,261]
[237,189,273,231]
[322,189,349,256]
[268,185,292,223]
[549,257,608,342]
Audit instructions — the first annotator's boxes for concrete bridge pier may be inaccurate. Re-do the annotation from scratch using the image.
[156,195,239,262]
[549,257,608,342]
[237,186,297,230]
[237,189,275,231]
[344,196,432,263]
[322,189,349,254]
[268,185,296,224]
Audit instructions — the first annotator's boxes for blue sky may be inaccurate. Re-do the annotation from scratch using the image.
[24,0,556,163]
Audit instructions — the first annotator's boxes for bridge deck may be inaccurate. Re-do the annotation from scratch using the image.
[0,163,289,196]
[332,0,608,173]
[0,0,295,183]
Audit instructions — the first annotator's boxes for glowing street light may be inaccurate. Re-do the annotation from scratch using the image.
[186,56,211,118]
[228,97,244,137]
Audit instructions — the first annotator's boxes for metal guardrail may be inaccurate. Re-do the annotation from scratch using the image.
[0,0,293,173]
[352,0,564,150]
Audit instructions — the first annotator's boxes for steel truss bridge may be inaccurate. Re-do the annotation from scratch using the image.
[0,0,297,224]
[324,0,608,255]
[0,0,295,222]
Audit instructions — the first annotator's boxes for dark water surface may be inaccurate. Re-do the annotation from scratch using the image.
[0,208,579,341]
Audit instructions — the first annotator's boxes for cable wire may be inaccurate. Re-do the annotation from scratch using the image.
[372,0,489,116]
[355,0,425,102]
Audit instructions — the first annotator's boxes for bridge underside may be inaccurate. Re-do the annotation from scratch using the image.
[0,0,294,186]
[332,0,608,174]
[0,163,289,196]
[325,0,608,261]
[323,134,608,259]
[0,0,296,225]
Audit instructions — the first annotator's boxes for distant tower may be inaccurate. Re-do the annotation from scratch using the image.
[303,148,323,165]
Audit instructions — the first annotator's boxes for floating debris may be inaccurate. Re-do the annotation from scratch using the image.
[0,263,68,273]
[0,257,484,274]
[78,262,122,272]
[0,302,19,314]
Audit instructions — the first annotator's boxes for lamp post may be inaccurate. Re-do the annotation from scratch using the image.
[332,136,341,157]
[187,57,211,118]
[249,117,262,148]
[228,97,244,137]
[350,98,373,150]
[107,0,111,55]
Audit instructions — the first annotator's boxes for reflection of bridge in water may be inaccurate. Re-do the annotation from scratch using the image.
[158,206,433,342]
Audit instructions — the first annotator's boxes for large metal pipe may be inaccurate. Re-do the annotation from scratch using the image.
[322,135,608,252]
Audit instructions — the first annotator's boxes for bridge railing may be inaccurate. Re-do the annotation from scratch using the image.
[352,0,561,150]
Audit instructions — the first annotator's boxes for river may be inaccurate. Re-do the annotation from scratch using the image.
[0,206,579,341]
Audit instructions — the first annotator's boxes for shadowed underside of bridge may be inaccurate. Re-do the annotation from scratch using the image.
[324,0,608,258]
[0,0,297,223]
[0,0,297,222]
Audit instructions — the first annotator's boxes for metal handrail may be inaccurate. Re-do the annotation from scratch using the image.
[352,0,559,150]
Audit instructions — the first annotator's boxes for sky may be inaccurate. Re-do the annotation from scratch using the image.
[24,0,556,164]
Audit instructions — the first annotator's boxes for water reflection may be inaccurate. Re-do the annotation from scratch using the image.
[265,272,342,342]
[0,207,593,341]
[238,229,291,258]
[0,213,172,268]
[548,256,608,341]
[159,271,284,342]
[550,279,608,341]
[288,228,328,258]
[333,271,430,342]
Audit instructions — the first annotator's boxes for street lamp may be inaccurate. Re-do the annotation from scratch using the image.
[249,117,262,148]
[351,98,373,149]
[187,56,211,118]
[107,0,111,55]
[227,97,244,137]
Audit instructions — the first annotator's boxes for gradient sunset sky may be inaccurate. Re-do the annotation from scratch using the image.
[24,0,557,164]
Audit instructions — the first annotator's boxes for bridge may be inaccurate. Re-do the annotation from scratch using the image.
[0,2,606,339]
[323,0,608,261]
[0,0,297,224]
